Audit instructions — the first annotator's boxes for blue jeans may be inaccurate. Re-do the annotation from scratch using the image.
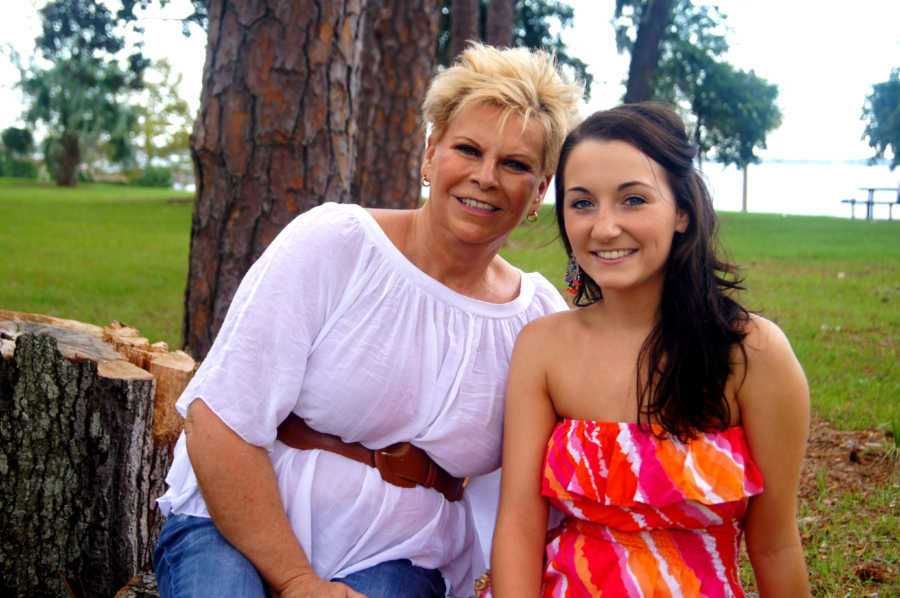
[153,514,446,598]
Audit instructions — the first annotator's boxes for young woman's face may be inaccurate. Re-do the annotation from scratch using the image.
[422,103,550,248]
[562,139,688,296]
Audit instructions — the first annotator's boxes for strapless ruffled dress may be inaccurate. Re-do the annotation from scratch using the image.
[538,419,763,597]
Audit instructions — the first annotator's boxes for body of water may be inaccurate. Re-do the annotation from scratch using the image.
[700,160,899,220]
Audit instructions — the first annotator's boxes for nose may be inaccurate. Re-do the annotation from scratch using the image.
[473,159,498,190]
[590,205,621,240]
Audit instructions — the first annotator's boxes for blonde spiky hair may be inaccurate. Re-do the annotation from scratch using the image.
[422,42,584,175]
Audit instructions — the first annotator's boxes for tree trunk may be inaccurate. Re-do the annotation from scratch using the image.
[0,311,194,598]
[57,131,80,187]
[183,0,367,360]
[449,0,479,60]
[485,0,514,47]
[742,163,749,213]
[353,0,440,209]
[623,0,674,103]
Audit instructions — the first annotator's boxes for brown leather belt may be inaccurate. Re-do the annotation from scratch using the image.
[276,413,464,502]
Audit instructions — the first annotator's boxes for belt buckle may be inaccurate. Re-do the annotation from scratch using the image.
[374,443,424,489]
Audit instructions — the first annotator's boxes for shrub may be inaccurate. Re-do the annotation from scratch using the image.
[6,159,39,179]
[129,165,173,188]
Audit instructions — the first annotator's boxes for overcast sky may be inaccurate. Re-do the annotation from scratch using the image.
[2,0,898,163]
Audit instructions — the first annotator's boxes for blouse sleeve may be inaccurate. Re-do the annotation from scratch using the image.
[175,203,363,449]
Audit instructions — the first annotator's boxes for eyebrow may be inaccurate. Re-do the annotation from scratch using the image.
[617,180,653,191]
[565,185,591,194]
[565,181,653,194]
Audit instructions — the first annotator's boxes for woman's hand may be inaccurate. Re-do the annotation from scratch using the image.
[273,571,367,598]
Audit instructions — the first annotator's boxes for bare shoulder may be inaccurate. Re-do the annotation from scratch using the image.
[740,313,798,364]
[520,308,579,339]
[736,313,809,416]
[513,310,579,360]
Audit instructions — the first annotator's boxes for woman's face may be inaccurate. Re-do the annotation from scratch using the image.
[422,103,550,249]
[561,139,688,297]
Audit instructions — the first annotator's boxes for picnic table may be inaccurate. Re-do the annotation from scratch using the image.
[841,187,899,220]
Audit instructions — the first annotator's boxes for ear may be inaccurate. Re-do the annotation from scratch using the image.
[675,208,689,233]
[422,134,436,177]
[536,173,552,204]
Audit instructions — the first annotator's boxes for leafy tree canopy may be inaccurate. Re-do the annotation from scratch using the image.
[130,58,194,186]
[1,127,35,157]
[697,63,782,168]
[614,0,728,102]
[438,0,593,98]
[613,0,780,169]
[862,69,900,170]
[19,0,152,185]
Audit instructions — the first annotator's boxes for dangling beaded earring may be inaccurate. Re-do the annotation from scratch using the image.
[565,256,582,295]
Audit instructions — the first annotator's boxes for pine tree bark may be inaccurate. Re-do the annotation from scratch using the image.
[353,0,440,209]
[449,0,480,60]
[0,311,193,598]
[183,0,367,360]
[623,0,674,103]
[485,0,514,48]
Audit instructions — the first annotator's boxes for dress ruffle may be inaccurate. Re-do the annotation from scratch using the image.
[543,420,763,511]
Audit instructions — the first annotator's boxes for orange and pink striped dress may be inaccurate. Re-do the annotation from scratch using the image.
[540,419,763,598]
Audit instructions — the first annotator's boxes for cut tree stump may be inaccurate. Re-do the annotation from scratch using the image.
[0,311,195,598]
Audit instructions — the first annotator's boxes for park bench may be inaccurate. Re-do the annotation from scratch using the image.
[841,186,898,221]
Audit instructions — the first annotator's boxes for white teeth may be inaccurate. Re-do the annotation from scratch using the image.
[459,198,497,211]
[595,249,634,259]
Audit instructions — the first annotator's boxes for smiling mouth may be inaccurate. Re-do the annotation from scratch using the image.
[457,197,498,212]
[593,249,637,259]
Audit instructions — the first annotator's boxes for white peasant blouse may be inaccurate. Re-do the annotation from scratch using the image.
[157,202,567,597]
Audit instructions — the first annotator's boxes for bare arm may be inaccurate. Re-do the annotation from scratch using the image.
[490,323,558,598]
[185,399,365,598]
[738,317,811,597]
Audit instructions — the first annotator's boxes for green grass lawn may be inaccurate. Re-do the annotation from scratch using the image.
[2,179,898,594]
[0,178,194,347]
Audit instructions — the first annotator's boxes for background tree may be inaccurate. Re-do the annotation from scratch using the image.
[486,0,515,47]
[19,0,148,186]
[437,0,593,97]
[613,0,727,103]
[131,58,193,187]
[696,64,782,211]
[1,127,35,157]
[0,126,37,179]
[353,1,440,209]
[862,69,900,170]
[450,0,480,60]
[615,0,673,103]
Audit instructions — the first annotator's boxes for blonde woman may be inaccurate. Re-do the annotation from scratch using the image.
[153,44,583,598]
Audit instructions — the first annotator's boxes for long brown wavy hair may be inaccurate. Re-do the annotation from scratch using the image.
[554,103,750,441]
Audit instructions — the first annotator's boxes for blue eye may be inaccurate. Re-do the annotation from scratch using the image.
[570,198,593,210]
[624,195,646,206]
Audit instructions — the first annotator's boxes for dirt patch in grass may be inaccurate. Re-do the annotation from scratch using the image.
[800,416,898,499]
[800,416,899,594]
